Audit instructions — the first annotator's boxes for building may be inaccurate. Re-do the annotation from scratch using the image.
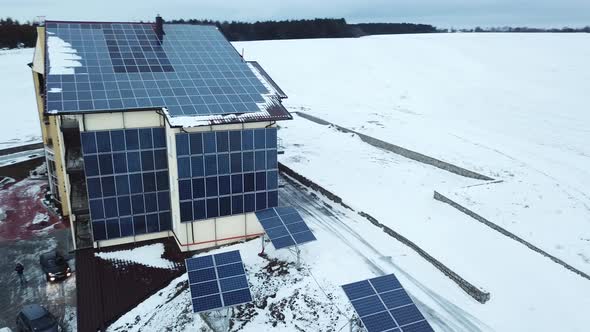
[30,17,291,251]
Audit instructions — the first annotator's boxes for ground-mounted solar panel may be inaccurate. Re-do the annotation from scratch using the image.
[254,206,316,250]
[44,22,274,118]
[341,274,434,332]
[186,250,252,313]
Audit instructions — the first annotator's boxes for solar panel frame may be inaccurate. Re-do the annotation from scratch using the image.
[185,250,252,313]
[255,206,317,250]
[341,274,434,332]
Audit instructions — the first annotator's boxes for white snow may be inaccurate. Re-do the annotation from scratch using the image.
[46,36,82,75]
[0,48,42,149]
[32,212,49,225]
[0,207,5,223]
[236,33,590,275]
[227,33,590,331]
[0,149,44,167]
[48,87,62,93]
[95,243,177,269]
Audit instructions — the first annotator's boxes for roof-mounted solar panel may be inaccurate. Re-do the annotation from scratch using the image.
[341,274,434,332]
[43,22,288,122]
[186,250,252,313]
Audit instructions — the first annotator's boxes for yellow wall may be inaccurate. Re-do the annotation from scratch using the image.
[32,26,72,218]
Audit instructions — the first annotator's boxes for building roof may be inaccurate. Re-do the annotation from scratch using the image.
[43,20,291,126]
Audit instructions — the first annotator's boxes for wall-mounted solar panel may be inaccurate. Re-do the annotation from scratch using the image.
[341,274,434,332]
[255,206,316,250]
[186,250,252,313]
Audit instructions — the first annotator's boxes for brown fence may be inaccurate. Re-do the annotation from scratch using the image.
[76,237,188,332]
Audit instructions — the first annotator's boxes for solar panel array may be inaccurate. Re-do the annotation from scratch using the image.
[341,274,434,332]
[186,250,252,313]
[81,127,172,240]
[44,22,270,117]
[255,206,317,249]
[176,128,278,222]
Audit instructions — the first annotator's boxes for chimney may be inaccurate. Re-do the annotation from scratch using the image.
[155,15,165,40]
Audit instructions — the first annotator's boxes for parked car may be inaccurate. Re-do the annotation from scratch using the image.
[39,251,71,282]
[15,304,58,332]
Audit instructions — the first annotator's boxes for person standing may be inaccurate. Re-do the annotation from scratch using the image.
[15,262,27,285]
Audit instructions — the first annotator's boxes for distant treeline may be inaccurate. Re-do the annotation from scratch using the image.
[1,16,589,49]
[0,18,38,49]
[445,26,590,33]
[0,17,436,48]
[167,18,437,40]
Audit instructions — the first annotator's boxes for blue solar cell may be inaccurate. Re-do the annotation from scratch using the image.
[189,267,217,283]
[84,155,99,176]
[258,216,282,229]
[214,251,242,266]
[192,294,223,313]
[273,206,297,216]
[219,275,249,292]
[399,320,434,332]
[255,208,277,221]
[370,274,402,293]
[280,212,303,225]
[380,289,412,310]
[271,235,296,249]
[222,288,252,307]
[186,256,214,271]
[352,295,387,317]
[81,132,97,154]
[232,195,244,214]
[390,305,425,327]
[98,154,114,175]
[342,280,376,301]
[217,263,245,279]
[190,280,220,298]
[190,133,203,154]
[285,222,310,234]
[268,190,279,208]
[265,225,290,239]
[244,193,255,213]
[266,128,277,149]
[291,231,317,245]
[176,134,190,156]
[256,192,267,210]
[127,151,141,172]
[96,132,112,152]
[361,311,398,332]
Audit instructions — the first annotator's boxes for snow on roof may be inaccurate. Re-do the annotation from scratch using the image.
[46,33,82,75]
[164,95,291,128]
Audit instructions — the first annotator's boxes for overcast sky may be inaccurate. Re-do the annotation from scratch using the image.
[4,0,590,28]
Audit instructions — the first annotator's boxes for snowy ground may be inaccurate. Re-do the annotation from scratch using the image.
[0,48,42,149]
[236,33,590,276]
[109,175,590,331]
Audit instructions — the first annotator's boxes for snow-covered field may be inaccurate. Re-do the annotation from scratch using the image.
[237,33,590,274]
[0,48,42,149]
